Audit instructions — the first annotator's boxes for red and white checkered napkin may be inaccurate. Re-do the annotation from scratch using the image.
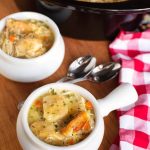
[109,30,150,150]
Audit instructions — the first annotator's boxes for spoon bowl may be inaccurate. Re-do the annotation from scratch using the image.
[67,62,121,83]
[68,55,96,78]
[88,62,121,82]
[57,55,96,82]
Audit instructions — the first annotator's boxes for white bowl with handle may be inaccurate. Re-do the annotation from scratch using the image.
[16,83,138,150]
[0,12,65,82]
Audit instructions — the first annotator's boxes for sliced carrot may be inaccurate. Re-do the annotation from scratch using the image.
[9,35,16,42]
[68,139,74,145]
[82,120,91,131]
[72,112,88,132]
[61,111,88,136]
[85,100,93,110]
[35,100,42,108]
[73,123,84,132]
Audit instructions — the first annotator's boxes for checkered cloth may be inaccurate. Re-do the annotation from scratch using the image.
[109,30,150,150]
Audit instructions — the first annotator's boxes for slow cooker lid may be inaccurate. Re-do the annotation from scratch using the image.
[42,0,150,14]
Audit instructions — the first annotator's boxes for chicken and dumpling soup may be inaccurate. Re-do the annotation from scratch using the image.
[0,19,54,58]
[28,89,95,146]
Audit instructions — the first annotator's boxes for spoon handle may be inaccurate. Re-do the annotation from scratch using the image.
[57,76,87,83]
[56,77,74,83]
[64,78,87,84]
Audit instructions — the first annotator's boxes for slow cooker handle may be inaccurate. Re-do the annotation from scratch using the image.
[97,83,138,117]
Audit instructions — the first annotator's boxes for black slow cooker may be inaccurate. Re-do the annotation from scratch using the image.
[36,0,150,40]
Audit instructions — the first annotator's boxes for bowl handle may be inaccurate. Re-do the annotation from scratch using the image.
[97,83,138,117]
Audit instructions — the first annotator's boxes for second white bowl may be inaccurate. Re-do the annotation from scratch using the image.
[0,12,65,82]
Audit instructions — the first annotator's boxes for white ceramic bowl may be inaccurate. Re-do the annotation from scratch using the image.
[0,12,65,82]
[17,83,138,150]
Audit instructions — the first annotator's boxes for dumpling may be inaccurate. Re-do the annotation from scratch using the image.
[30,120,65,145]
[43,95,68,122]
[6,19,35,34]
[15,37,45,58]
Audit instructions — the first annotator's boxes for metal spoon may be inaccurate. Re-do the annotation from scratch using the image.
[57,55,96,82]
[66,62,121,83]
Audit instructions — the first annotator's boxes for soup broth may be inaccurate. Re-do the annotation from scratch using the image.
[28,88,95,146]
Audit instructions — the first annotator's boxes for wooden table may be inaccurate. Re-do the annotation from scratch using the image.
[0,0,119,149]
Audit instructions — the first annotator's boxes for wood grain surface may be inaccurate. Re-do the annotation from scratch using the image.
[0,0,119,150]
